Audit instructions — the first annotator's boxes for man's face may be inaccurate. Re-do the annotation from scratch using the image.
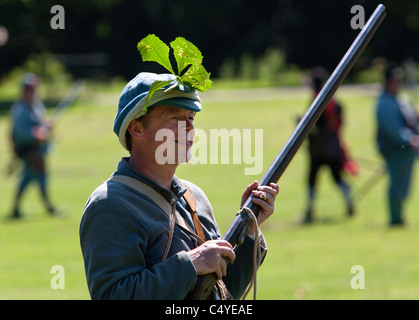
[387,77,403,95]
[139,105,196,164]
[24,85,36,103]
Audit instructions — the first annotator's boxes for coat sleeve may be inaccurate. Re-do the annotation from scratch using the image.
[79,198,197,300]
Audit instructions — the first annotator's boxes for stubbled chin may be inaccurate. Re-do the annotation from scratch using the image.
[175,141,193,147]
[174,141,193,164]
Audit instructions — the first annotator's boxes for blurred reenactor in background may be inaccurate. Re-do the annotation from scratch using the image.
[301,67,356,223]
[375,67,419,226]
[9,73,57,219]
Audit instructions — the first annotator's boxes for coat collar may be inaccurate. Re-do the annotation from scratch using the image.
[115,157,186,203]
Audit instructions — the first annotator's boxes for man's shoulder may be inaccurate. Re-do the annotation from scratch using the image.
[83,181,127,216]
[180,179,208,202]
[87,178,151,207]
[180,179,215,219]
[377,92,397,107]
[10,101,27,118]
[84,178,169,221]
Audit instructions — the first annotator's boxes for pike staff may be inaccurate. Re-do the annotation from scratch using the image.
[50,79,86,122]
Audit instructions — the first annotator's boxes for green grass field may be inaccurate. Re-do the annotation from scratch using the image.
[1,82,418,300]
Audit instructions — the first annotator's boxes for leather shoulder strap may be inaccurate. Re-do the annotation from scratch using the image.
[109,174,172,214]
[107,175,200,238]
[181,182,206,242]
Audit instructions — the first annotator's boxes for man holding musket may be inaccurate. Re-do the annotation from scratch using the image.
[79,70,278,299]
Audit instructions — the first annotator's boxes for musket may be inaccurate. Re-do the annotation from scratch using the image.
[188,4,386,300]
[50,79,86,122]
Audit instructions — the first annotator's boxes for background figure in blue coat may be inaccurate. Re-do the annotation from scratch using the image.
[10,73,56,219]
[375,67,419,226]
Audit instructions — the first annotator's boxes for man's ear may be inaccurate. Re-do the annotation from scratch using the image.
[127,120,145,140]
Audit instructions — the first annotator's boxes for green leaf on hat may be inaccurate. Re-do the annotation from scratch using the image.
[180,62,213,92]
[171,37,212,92]
[142,79,174,113]
[170,37,203,77]
[137,34,174,74]
[137,34,212,93]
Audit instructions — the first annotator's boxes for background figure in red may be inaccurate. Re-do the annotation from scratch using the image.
[301,67,356,223]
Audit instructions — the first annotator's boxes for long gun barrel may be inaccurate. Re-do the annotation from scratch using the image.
[189,4,386,300]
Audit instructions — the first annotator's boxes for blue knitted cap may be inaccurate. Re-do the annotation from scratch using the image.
[113,72,201,150]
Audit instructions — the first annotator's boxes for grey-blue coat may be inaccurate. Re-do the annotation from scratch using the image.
[79,158,266,299]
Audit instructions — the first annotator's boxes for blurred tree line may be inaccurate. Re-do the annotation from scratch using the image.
[0,0,418,82]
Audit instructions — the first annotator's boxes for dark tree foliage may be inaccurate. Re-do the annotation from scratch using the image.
[0,0,418,79]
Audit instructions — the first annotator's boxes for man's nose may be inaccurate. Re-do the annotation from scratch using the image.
[185,117,194,131]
